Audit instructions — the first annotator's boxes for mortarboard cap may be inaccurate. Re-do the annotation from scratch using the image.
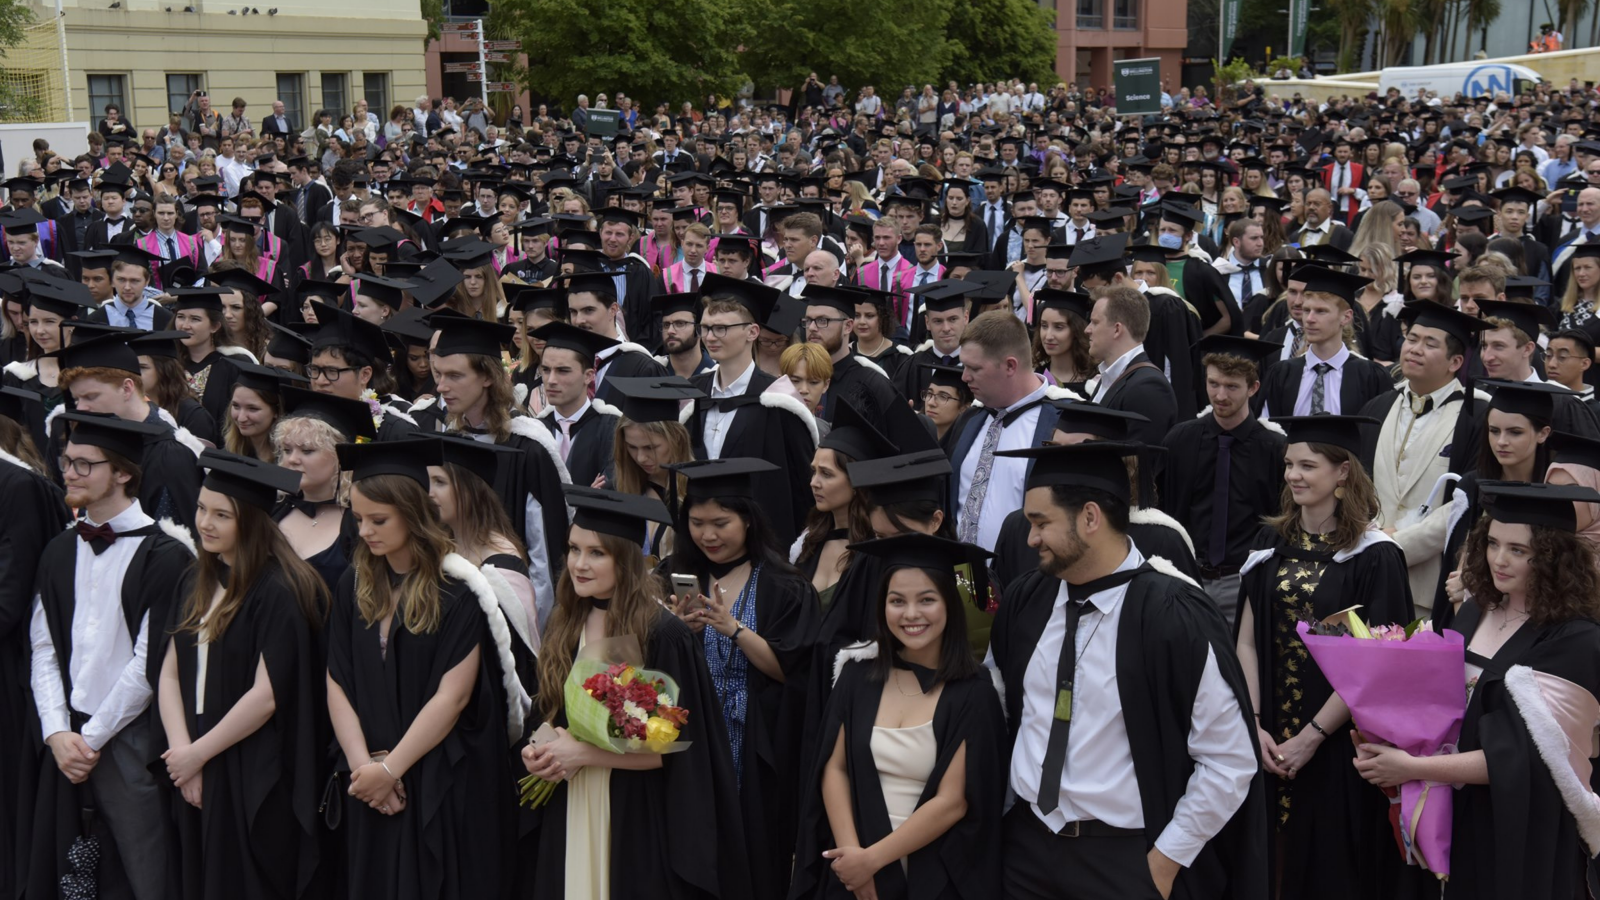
[352,274,413,311]
[1483,378,1569,421]
[1049,402,1148,441]
[431,315,516,358]
[1195,334,1282,366]
[609,376,705,425]
[846,532,993,598]
[58,410,164,461]
[667,457,779,503]
[848,450,952,507]
[1295,265,1371,304]
[280,385,376,441]
[1273,414,1378,457]
[307,302,392,364]
[432,433,521,486]
[564,486,672,543]
[1478,480,1600,532]
[337,438,441,487]
[529,321,618,364]
[265,321,314,365]
[22,278,96,318]
[199,448,302,511]
[998,440,1140,502]
[1477,299,1557,339]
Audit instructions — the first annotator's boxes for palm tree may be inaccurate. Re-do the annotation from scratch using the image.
[1336,0,1374,71]
[1377,0,1420,66]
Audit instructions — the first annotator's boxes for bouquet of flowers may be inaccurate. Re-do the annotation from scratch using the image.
[519,638,691,808]
[1297,608,1465,879]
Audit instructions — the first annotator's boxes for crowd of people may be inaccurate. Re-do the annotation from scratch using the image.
[1,65,1600,900]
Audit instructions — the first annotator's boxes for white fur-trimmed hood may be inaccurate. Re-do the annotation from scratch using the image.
[0,444,39,474]
[758,390,820,445]
[154,406,206,456]
[442,552,531,744]
[854,354,890,381]
[1130,506,1196,556]
[1194,405,1285,435]
[508,414,573,488]
[3,360,36,381]
[158,517,197,555]
[1504,665,1600,855]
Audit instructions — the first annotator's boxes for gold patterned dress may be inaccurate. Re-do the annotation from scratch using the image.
[1267,527,1333,828]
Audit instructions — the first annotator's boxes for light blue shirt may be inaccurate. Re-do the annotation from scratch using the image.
[100,296,159,330]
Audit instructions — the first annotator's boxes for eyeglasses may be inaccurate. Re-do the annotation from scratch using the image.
[306,365,357,381]
[756,336,790,349]
[921,389,961,405]
[699,321,755,338]
[800,316,850,329]
[58,455,113,477]
[662,319,697,332]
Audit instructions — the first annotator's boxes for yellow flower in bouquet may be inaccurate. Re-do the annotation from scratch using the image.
[645,716,680,752]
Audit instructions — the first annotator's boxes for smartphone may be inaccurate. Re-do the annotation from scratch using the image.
[670,574,700,601]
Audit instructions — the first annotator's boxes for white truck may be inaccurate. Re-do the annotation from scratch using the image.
[1377,62,1544,99]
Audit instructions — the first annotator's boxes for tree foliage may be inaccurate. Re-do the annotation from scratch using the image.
[490,0,749,111]
[0,0,33,57]
[420,0,443,48]
[740,0,954,98]
[940,0,1056,87]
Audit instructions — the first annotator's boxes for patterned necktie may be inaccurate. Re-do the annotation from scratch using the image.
[957,413,1005,544]
[1239,264,1257,297]
[1074,226,1084,243]
[296,188,309,222]
[1310,362,1333,414]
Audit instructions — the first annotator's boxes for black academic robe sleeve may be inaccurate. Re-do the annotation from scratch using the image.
[176,396,219,447]
[502,422,572,580]
[140,431,203,532]
[1142,293,1203,418]
[790,661,1005,900]
[1104,366,1178,448]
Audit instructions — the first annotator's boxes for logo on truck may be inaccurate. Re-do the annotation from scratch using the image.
[1464,65,1515,97]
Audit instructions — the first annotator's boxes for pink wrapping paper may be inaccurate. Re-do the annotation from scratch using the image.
[1296,622,1466,877]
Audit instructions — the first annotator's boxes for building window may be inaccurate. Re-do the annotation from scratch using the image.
[87,73,127,122]
[1112,0,1137,28]
[1076,0,1103,28]
[321,73,348,119]
[165,74,203,119]
[276,73,305,128]
[363,72,389,118]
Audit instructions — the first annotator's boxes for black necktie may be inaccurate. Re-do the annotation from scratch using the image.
[1208,433,1235,567]
[1239,263,1258,297]
[1038,567,1142,814]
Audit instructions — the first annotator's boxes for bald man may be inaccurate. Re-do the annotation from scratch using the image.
[803,249,840,288]
[1553,186,1600,295]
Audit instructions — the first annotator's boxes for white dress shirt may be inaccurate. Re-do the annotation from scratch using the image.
[1288,344,1350,416]
[704,358,756,459]
[1092,343,1145,403]
[553,399,592,461]
[29,503,156,750]
[957,377,1048,550]
[1299,218,1333,245]
[1007,542,1257,865]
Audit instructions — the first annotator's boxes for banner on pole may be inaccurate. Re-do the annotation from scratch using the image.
[1287,0,1310,58]
[1112,58,1163,116]
[1219,0,1241,61]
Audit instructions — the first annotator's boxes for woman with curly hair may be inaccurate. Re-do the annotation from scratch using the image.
[1356,480,1600,900]
[1235,415,1410,900]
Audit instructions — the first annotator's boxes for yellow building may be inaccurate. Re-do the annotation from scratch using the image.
[37,0,428,132]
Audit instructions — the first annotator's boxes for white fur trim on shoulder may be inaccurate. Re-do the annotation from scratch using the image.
[442,553,529,744]
[988,665,1006,715]
[893,343,914,356]
[1084,375,1101,397]
[512,383,530,409]
[0,445,39,474]
[788,529,807,565]
[43,403,66,441]
[1146,555,1200,588]
[1331,527,1399,564]
[171,426,205,457]
[410,396,438,412]
[678,399,697,426]
[481,563,537,660]
[508,415,573,486]
[1259,417,1285,436]
[758,391,820,445]
[591,399,624,419]
[914,339,934,354]
[651,354,668,367]
[1043,383,1084,402]
[1241,547,1276,576]
[1196,405,1213,419]
[1130,506,1196,556]
[2,360,36,381]
[1504,665,1600,854]
[832,641,878,686]
[614,342,654,359]
[854,355,890,381]
[158,517,197,555]
[216,345,258,363]
[379,404,417,426]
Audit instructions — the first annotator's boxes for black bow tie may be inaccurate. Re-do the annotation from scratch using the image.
[288,496,340,518]
[77,521,118,555]
[1066,567,1141,605]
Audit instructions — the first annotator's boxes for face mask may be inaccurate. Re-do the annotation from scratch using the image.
[1157,233,1183,250]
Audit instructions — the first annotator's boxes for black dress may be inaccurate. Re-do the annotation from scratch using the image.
[1235,526,1412,900]
[1446,601,1600,900]
[531,609,753,899]
[167,564,323,900]
[789,659,1005,900]
[324,565,516,900]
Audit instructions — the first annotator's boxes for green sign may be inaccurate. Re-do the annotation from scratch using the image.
[1287,0,1310,58]
[1113,58,1163,117]
[1219,0,1241,61]
[585,108,619,137]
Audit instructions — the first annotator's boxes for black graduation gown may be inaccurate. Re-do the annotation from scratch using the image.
[856,342,914,384]
[500,416,572,580]
[1357,302,1405,364]
[1,331,29,368]
[989,566,1269,900]
[2,362,63,477]
[167,566,322,900]
[21,524,193,900]
[140,411,205,531]
[540,402,617,489]
[991,507,1200,589]
[1141,291,1203,419]
[789,661,1005,900]
[532,610,754,899]
[503,256,559,284]
[186,349,245,429]
[658,559,820,900]
[0,457,68,899]
[1429,471,1498,633]
[893,346,963,412]
[687,368,818,545]
[1446,603,1600,900]
[324,567,515,900]
[1233,527,1411,900]
[1094,352,1178,449]
[1260,351,1394,419]
[1159,414,1287,571]
[820,353,906,424]
[593,346,669,406]
[1175,256,1243,336]
[178,395,220,447]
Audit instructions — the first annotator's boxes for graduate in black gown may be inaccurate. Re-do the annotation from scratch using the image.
[3,274,95,473]
[1354,482,1600,900]
[801,284,907,424]
[987,440,1267,900]
[302,301,418,444]
[790,534,1006,900]
[523,487,752,899]
[1256,267,1393,419]
[529,322,621,489]
[658,458,820,900]
[156,451,328,900]
[170,287,250,428]
[1233,415,1410,900]
[325,439,527,900]
[0,387,69,900]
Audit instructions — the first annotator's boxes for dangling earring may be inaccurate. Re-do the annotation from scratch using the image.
[1334,484,1346,501]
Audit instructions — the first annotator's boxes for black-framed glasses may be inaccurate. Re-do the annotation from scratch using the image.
[800,316,850,329]
[306,365,357,381]
[699,321,755,339]
[921,389,961,405]
[58,455,112,477]
[662,318,698,332]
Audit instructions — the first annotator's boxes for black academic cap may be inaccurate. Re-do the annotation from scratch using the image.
[596,207,642,229]
[939,251,986,271]
[668,457,779,503]
[351,274,412,310]
[1295,265,1371,304]
[432,315,516,358]
[529,321,617,363]
[337,438,441,487]
[1273,414,1379,457]
[1158,203,1206,230]
[280,385,376,441]
[557,248,611,274]
[564,485,672,543]
[1483,378,1569,421]
[1394,249,1456,274]
[800,284,859,316]
[1492,186,1544,208]
[909,278,981,314]
[848,450,952,507]
[1125,243,1171,266]
[1068,233,1130,273]
[998,440,1140,502]
[847,531,993,593]
[232,359,308,396]
[1398,302,1487,348]
[0,385,39,423]
[217,214,261,236]
[507,284,568,319]
[294,279,347,306]
[710,234,759,259]
[609,376,705,424]
[69,248,117,271]
[1301,244,1360,267]
[1504,276,1552,299]
[1195,334,1282,366]
[58,410,164,461]
[922,362,967,393]
[699,271,778,323]
[405,259,467,308]
[265,321,314,364]
[199,448,302,511]
[1477,299,1557,339]
[652,291,701,321]
[381,307,438,349]
[764,295,805,336]
[308,302,391,364]
[512,217,555,238]
[23,278,96,317]
[206,267,275,298]
[1547,431,1600,471]
[559,270,620,301]
[1049,402,1149,441]
[1450,205,1494,226]
[1086,207,1135,226]
[1478,480,1600,532]
[120,329,187,361]
[819,398,903,461]
[1033,288,1093,322]
[0,208,45,236]
[55,332,140,375]
[352,226,408,256]
[168,286,228,314]
[1,176,38,195]
[432,433,520,485]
